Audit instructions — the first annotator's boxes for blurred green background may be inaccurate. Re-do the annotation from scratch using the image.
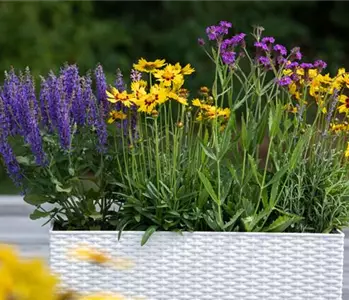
[1,1,349,194]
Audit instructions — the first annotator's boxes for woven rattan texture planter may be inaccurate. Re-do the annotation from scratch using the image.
[50,230,344,300]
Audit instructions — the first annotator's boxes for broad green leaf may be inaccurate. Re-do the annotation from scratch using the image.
[141,225,158,246]
[30,209,50,220]
[24,194,47,205]
[198,171,220,205]
[264,215,301,232]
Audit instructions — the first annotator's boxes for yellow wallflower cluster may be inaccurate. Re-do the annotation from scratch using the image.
[106,58,195,122]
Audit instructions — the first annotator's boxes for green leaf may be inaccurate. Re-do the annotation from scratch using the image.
[241,116,249,150]
[141,225,158,246]
[242,209,270,232]
[89,213,103,221]
[80,179,100,193]
[198,170,220,205]
[264,215,301,232]
[16,156,32,166]
[223,208,244,230]
[30,209,50,220]
[248,154,261,186]
[24,194,47,205]
[56,185,72,193]
[289,131,310,170]
[265,165,288,188]
[256,111,268,145]
[200,142,217,161]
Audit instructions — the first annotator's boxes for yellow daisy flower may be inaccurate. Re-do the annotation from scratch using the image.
[168,91,188,105]
[174,63,195,75]
[337,94,349,114]
[133,58,166,73]
[131,80,148,99]
[134,85,168,114]
[108,110,127,124]
[153,64,183,87]
[106,87,135,108]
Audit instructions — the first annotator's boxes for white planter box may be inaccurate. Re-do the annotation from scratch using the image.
[50,230,344,300]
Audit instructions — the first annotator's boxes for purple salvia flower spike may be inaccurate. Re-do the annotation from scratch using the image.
[95,64,109,116]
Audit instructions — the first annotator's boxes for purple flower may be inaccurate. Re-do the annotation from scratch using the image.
[273,44,287,56]
[206,25,221,41]
[83,75,107,153]
[300,63,314,70]
[115,69,126,92]
[3,69,22,135]
[45,73,60,129]
[313,59,327,71]
[219,21,232,29]
[261,37,275,44]
[276,56,287,65]
[130,69,142,82]
[95,64,109,115]
[290,73,300,82]
[254,42,269,51]
[206,21,231,41]
[198,38,205,46]
[39,77,51,129]
[277,76,292,86]
[0,135,22,186]
[258,56,270,67]
[290,47,302,61]
[22,69,46,165]
[285,62,299,70]
[222,33,246,51]
[56,76,71,150]
[221,51,236,65]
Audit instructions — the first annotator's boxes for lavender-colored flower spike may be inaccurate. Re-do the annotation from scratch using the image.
[84,74,107,153]
[254,42,269,52]
[95,64,109,115]
[56,76,71,150]
[0,93,22,185]
[130,69,142,82]
[3,69,23,135]
[39,77,51,129]
[22,69,46,165]
[115,68,126,92]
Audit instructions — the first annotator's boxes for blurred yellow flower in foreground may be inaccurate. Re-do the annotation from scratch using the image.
[0,244,58,300]
[69,244,135,270]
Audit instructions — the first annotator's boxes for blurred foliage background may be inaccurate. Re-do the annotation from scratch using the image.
[1,1,349,194]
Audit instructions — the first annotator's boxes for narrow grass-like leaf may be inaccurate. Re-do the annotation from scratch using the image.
[198,170,220,205]
[141,225,158,246]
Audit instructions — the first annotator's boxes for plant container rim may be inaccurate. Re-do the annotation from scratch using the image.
[49,222,345,237]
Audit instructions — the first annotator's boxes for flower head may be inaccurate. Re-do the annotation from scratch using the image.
[133,58,166,73]
[106,87,135,108]
[261,36,275,44]
[313,59,327,71]
[273,44,287,56]
[153,64,184,87]
[277,76,292,86]
[290,47,302,61]
[198,38,205,46]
